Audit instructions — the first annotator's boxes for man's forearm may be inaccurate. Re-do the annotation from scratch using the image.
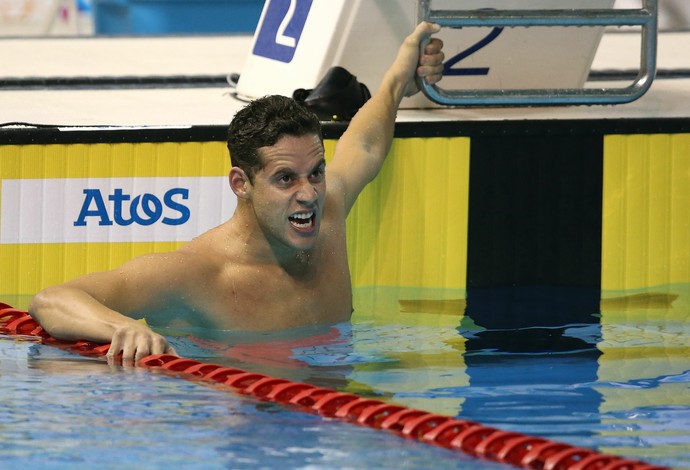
[29,286,134,343]
[338,22,442,174]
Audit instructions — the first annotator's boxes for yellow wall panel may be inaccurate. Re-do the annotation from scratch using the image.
[346,137,470,289]
[602,134,690,290]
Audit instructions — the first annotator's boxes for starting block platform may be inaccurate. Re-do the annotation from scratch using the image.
[237,0,627,107]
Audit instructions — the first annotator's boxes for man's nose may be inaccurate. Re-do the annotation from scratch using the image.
[296,179,318,203]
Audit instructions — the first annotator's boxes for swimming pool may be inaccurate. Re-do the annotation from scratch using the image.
[1,285,688,469]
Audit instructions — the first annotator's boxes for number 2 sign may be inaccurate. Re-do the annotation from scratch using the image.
[253,0,314,63]
[443,26,504,76]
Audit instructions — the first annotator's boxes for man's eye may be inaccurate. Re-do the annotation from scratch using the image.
[311,166,325,179]
[279,175,292,183]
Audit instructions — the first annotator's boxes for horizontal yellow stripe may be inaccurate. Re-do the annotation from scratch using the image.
[1,242,184,296]
[0,142,230,178]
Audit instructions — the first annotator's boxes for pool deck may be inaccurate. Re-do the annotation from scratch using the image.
[0,31,689,127]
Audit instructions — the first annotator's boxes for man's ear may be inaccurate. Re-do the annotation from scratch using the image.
[229,167,251,199]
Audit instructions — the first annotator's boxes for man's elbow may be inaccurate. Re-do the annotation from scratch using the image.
[29,287,66,337]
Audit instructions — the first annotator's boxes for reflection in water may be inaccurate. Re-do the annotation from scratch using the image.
[601,292,679,311]
[399,298,466,315]
[385,285,688,467]
[458,286,604,443]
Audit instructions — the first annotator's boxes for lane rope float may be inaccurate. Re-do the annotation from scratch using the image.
[0,306,670,470]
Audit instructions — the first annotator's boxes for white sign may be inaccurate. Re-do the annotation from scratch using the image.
[0,177,236,244]
[237,0,615,108]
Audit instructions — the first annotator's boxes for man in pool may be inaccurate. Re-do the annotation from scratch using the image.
[29,22,445,363]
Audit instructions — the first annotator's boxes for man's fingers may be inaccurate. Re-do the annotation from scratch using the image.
[419,51,444,66]
[423,73,443,85]
[106,331,123,360]
[106,326,174,366]
[134,344,150,363]
[414,21,442,39]
[417,62,444,84]
[424,38,444,55]
[149,335,169,356]
[120,342,137,366]
[418,36,444,85]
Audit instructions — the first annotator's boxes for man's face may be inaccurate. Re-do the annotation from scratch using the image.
[249,133,326,253]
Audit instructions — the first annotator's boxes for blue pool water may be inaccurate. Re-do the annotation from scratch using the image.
[1,285,689,469]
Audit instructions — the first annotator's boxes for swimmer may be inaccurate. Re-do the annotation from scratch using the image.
[29,22,445,364]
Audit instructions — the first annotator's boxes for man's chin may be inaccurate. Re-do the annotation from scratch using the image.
[291,237,317,252]
[289,231,319,252]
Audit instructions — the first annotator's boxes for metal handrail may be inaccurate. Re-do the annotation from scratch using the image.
[416,0,658,106]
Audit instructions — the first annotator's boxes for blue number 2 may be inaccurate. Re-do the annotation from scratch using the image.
[253,0,313,63]
[443,26,504,76]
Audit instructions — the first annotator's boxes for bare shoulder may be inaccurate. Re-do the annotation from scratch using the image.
[91,248,219,310]
[117,244,216,279]
[176,222,238,265]
[95,223,234,297]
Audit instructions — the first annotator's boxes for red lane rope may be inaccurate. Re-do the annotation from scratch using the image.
[0,306,671,470]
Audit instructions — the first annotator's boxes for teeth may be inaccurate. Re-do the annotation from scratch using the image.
[290,211,314,229]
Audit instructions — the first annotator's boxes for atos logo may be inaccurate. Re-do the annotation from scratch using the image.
[74,188,191,227]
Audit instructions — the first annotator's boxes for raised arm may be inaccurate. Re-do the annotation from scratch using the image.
[28,252,186,362]
[327,22,444,213]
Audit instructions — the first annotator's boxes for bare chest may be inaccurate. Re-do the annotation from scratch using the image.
[202,252,352,330]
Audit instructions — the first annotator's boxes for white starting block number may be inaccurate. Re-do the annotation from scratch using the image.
[236,0,616,108]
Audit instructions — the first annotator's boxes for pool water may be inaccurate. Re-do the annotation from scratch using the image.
[0,337,504,469]
[1,285,689,469]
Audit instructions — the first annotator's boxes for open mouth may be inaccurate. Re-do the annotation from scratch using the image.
[288,211,315,230]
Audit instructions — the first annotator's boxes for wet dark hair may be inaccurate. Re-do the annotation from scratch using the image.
[227,95,323,182]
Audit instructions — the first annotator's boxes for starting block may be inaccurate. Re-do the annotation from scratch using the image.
[235,0,658,108]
